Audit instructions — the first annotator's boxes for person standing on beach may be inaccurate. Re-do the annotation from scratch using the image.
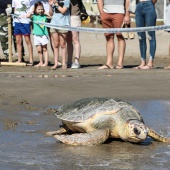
[67,0,83,69]
[27,1,51,67]
[97,0,130,69]
[134,0,157,69]
[164,0,170,69]
[12,0,34,65]
[49,0,70,70]
[0,0,12,60]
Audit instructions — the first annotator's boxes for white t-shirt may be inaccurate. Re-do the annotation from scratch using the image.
[165,4,170,31]
[30,0,50,13]
[12,0,31,24]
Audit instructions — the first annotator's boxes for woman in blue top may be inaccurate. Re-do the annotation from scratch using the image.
[27,1,51,67]
[49,0,70,70]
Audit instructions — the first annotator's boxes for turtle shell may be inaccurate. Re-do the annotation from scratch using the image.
[56,98,143,123]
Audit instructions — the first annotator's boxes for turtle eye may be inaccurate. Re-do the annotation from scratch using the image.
[134,127,141,135]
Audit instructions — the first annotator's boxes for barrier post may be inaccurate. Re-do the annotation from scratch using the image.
[7,4,12,63]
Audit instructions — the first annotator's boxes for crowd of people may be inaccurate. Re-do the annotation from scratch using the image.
[0,0,170,69]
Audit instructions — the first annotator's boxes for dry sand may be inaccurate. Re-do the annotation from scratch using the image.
[0,30,170,108]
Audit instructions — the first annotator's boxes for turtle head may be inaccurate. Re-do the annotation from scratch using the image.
[124,120,148,143]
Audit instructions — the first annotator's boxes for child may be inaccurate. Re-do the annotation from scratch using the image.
[27,1,51,67]
[12,0,33,65]
[49,0,70,70]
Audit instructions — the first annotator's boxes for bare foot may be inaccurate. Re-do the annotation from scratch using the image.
[133,65,145,69]
[41,63,48,67]
[34,63,43,67]
[50,65,58,70]
[140,65,153,69]
[15,60,22,63]
[62,65,67,69]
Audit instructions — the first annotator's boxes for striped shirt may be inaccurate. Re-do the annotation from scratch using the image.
[103,0,125,14]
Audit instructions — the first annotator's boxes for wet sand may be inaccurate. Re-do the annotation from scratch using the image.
[0,31,170,169]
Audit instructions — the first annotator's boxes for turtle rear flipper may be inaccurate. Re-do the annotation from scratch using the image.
[147,127,170,142]
[53,129,109,145]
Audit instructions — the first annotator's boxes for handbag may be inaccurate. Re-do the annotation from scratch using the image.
[128,0,137,14]
[77,0,89,21]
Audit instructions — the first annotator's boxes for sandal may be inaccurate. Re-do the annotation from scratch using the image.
[115,65,123,69]
[141,65,153,70]
[98,64,113,69]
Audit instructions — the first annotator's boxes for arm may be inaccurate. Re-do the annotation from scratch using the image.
[53,0,69,14]
[44,11,52,19]
[26,7,34,18]
[124,0,130,24]
[97,0,104,14]
[49,0,54,16]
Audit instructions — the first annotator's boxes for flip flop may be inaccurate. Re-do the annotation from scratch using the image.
[98,64,113,69]
[141,65,153,69]
[115,65,123,69]
[133,66,143,69]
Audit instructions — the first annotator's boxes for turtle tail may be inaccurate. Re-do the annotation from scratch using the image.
[147,127,170,142]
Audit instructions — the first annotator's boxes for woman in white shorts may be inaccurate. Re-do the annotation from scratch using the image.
[67,0,82,69]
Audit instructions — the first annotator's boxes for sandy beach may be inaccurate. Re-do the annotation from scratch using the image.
[0,30,170,169]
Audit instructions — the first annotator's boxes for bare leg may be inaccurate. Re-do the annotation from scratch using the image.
[60,33,67,69]
[41,44,49,67]
[49,29,61,66]
[51,32,60,69]
[164,43,170,69]
[116,34,125,68]
[34,45,43,67]
[15,35,22,62]
[24,35,33,63]
[98,35,114,69]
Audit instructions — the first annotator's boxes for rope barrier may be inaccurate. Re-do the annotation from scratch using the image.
[35,21,170,33]
[12,15,170,33]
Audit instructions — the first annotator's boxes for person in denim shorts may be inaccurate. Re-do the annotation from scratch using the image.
[97,0,130,69]
[134,0,157,69]
[12,0,34,64]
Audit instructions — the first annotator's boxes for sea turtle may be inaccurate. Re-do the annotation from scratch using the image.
[46,97,170,145]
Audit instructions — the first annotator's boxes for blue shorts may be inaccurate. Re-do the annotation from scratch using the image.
[13,22,31,36]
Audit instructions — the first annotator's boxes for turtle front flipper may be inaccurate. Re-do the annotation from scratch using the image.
[46,127,67,136]
[147,127,170,142]
[53,129,109,145]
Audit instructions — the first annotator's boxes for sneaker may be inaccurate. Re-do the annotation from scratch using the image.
[71,62,81,69]
[67,62,72,68]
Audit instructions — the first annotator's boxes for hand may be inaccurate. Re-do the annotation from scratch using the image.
[48,0,54,5]
[5,6,12,16]
[123,15,130,25]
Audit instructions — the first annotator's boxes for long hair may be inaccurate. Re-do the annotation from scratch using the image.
[33,1,45,15]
